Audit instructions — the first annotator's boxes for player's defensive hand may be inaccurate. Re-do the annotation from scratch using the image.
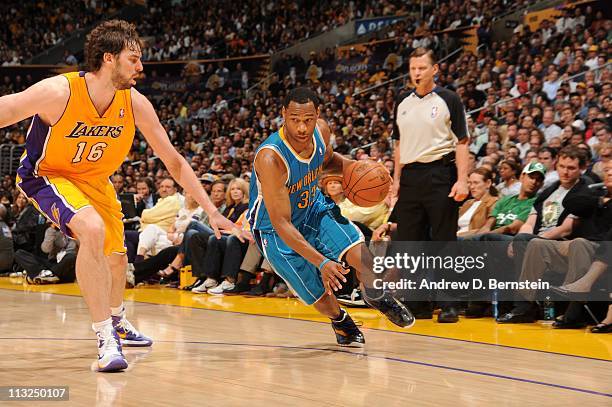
[209,210,246,242]
[448,180,468,202]
[237,229,254,243]
[321,260,349,295]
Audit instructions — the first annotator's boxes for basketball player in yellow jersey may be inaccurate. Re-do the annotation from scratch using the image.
[0,20,241,372]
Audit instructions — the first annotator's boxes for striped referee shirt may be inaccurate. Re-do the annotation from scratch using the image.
[392,86,468,164]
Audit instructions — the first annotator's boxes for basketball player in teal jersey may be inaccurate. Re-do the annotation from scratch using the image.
[248,88,414,346]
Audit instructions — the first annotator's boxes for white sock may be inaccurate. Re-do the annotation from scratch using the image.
[110,303,125,318]
[92,317,113,334]
[331,309,347,323]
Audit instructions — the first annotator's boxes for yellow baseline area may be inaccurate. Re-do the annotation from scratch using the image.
[1,277,610,361]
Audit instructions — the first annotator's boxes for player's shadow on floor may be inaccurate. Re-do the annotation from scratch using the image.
[203,344,367,366]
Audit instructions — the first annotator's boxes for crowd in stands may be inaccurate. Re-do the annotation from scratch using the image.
[136,0,539,62]
[0,0,125,66]
[136,0,414,61]
[1,0,538,65]
[0,3,610,331]
[1,0,413,65]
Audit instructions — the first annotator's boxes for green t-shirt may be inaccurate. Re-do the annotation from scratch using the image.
[490,194,536,228]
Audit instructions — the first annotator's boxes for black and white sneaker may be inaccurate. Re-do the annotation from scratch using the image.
[32,270,60,285]
[364,291,415,328]
[331,309,365,347]
[337,289,368,308]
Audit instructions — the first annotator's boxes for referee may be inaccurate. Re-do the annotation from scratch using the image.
[392,48,469,323]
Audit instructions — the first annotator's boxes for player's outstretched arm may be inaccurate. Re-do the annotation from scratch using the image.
[0,76,69,128]
[131,88,241,240]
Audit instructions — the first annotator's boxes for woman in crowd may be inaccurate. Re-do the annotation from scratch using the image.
[496,160,522,197]
[457,167,499,237]
[192,178,250,294]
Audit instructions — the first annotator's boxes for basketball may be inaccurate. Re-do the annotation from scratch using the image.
[342,160,391,207]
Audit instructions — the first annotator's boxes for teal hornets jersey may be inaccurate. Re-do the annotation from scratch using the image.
[248,125,328,231]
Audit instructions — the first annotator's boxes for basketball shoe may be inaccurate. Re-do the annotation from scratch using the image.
[96,326,128,372]
[331,309,365,347]
[191,277,218,293]
[112,314,153,347]
[34,269,60,284]
[364,291,415,328]
[336,288,367,307]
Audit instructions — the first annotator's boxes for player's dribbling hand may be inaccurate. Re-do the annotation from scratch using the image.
[449,180,469,202]
[321,260,349,295]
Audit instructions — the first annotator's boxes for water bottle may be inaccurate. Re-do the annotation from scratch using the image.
[543,296,555,321]
[491,290,498,320]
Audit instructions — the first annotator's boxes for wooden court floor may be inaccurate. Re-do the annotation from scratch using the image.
[0,277,610,406]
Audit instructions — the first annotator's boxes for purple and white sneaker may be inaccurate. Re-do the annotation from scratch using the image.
[96,328,128,372]
[112,316,153,347]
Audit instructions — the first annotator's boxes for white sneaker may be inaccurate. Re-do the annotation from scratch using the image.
[208,280,235,295]
[34,269,60,284]
[203,278,218,288]
[191,278,217,293]
[9,270,25,278]
[112,315,153,347]
[95,327,128,372]
[191,284,208,293]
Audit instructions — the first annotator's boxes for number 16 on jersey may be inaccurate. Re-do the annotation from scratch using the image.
[72,142,107,163]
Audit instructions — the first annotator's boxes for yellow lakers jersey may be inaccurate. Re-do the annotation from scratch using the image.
[23,71,135,180]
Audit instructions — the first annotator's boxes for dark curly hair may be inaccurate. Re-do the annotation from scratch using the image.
[85,19,141,72]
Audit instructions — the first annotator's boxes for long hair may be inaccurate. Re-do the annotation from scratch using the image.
[470,167,498,197]
[226,178,249,206]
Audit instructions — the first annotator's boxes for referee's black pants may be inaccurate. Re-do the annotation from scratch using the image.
[395,160,459,310]
[396,161,458,242]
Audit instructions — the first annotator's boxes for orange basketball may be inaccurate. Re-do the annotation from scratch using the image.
[342,160,391,207]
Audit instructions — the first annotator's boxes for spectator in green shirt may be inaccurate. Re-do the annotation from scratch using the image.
[463,162,547,318]
[475,162,546,235]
